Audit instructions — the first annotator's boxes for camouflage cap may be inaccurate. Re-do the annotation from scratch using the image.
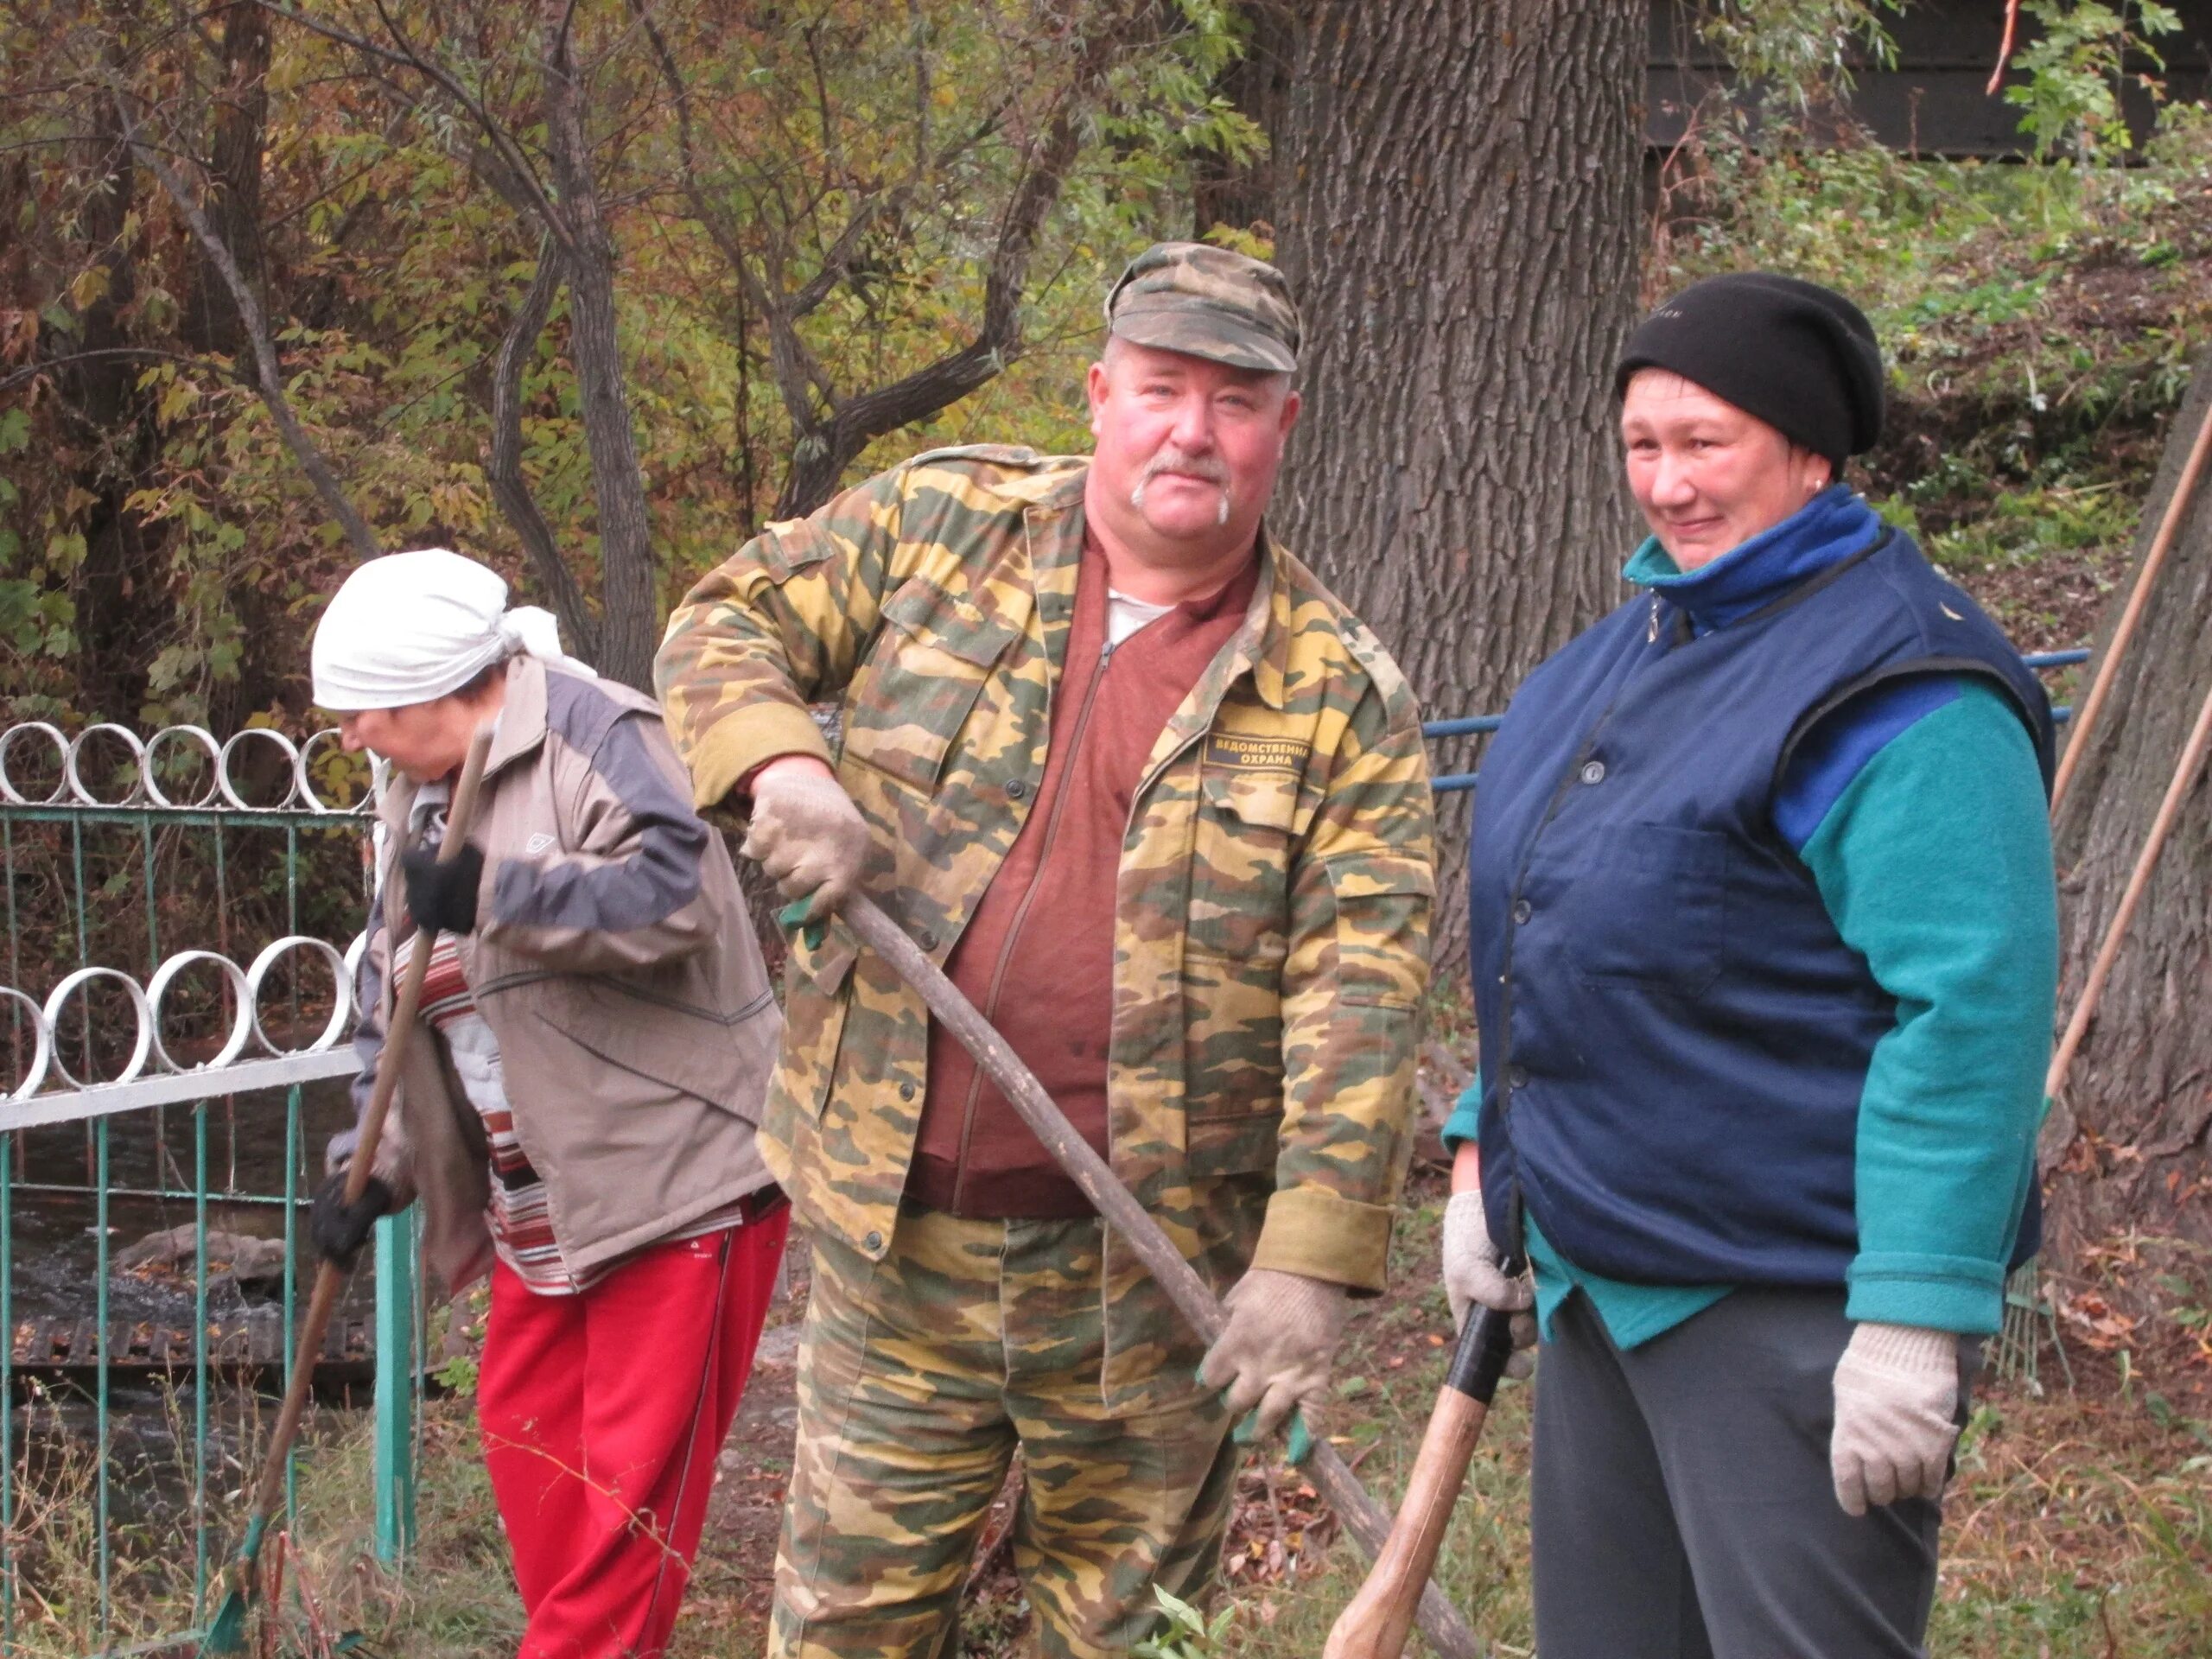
[1104,242,1300,374]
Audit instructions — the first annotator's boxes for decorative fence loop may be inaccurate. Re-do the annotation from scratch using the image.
[64,723,150,808]
[143,724,226,810]
[0,718,364,813]
[40,967,156,1092]
[219,727,308,812]
[2,933,365,1103]
[246,935,356,1056]
[296,727,367,814]
[0,721,69,806]
[144,949,257,1075]
[0,985,53,1099]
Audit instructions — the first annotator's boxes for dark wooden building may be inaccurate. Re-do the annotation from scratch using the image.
[1649,0,2212,156]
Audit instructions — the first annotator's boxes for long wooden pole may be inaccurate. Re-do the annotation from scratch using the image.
[2050,396,2212,816]
[2046,677,2212,1100]
[237,730,494,1548]
[842,896,1483,1659]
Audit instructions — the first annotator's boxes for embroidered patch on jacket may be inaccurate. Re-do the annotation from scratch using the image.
[1205,732,1309,772]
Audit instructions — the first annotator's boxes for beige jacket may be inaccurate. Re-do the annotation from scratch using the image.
[340,658,781,1297]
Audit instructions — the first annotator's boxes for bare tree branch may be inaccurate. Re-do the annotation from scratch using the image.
[256,0,577,257]
[105,77,380,560]
[486,240,599,658]
[0,347,231,395]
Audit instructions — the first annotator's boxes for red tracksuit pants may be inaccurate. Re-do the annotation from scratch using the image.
[477,1207,791,1658]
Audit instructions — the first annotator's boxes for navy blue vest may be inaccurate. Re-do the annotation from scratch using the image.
[1471,529,2054,1289]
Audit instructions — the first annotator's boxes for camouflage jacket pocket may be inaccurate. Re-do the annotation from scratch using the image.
[841,577,1024,796]
[1325,853,1436,1010]
[1186,763,1301,965]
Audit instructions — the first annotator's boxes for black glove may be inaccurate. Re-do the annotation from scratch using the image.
[311,1171,397,1270]
[401,842,484,935]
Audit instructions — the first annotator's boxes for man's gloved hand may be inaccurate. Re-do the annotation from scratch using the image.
[1441,1191,1538,1378]
[400,842,484,936]
[1198,1268,1351,1442]
[310,1170,397,1272]
[742,758,870,924]
[1830,1321,1962,1516]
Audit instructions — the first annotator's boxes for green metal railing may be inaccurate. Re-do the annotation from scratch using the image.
[0,721,418,1655]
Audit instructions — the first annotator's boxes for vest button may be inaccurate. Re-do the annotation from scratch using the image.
[1512,899,1532,926]
[914,928,938,952]
[899,1082,916,1102]
[1580,760,1607,785]
[1509,1065,1529,1090]
[1007,778,1029,800]
[864,1230,884,1253]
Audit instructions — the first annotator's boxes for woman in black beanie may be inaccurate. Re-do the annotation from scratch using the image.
[1436,274,2062,1656]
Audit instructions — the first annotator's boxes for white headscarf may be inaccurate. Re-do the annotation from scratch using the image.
[310,548,596,711]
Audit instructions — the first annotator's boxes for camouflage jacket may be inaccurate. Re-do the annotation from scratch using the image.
[658,448,1434,1392]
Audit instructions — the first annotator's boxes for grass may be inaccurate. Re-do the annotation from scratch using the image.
[225,1179,2206,1659]
[0,1183,2201,1657]
[1208,1192,2212,1659]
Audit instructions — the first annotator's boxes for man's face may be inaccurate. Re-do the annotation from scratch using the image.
[1085,340,1299,556]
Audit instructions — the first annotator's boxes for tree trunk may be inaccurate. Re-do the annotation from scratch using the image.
[194,0,271,360]
[540,0,658,690]
[69,46,162,721]
[1268,0,1646,972]
[2044,352,2212,1279]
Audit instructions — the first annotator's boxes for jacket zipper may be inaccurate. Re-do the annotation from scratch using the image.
[948,637,1120,1210]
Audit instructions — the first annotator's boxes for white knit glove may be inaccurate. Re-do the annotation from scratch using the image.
[1830,1321,1962,1516]
[742,760,870,923]
[1441,1192,1537,1379]
[1199,1268,1351,1439]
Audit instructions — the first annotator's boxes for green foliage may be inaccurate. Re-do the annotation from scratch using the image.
[1132,1583,1236,1659]
[1694,0,1901,111]
[2006,1,2181,162]
[0,0,1247,728]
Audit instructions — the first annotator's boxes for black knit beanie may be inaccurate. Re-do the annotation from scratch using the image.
[1614,273,1885,467]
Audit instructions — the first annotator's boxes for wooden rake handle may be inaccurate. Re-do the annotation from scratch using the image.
[842,895,1483,1659]
[1325,1306,1518,1659]
[239,727,496,1538]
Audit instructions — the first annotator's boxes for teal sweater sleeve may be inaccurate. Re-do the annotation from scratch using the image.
[1442,1078,1481,1151]
[1799,681,2058,1335]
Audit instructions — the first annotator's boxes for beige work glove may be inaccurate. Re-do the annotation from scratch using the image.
[1830,1321,1962,1516]
[1440,1191,1538,1380]
[1199,1268,1351,1448]
[742,760,870,923]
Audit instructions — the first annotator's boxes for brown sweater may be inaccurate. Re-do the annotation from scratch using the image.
[906,535,1260,1216]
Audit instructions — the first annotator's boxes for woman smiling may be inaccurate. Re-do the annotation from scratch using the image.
[1441,274,2061,1658]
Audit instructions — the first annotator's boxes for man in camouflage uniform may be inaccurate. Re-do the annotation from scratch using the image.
[655,243,1434,1658]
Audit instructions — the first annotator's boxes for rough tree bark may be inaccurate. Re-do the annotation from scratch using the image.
[1268,0,1647,970]
[2044,352,2212,1277]
[487,239,600,662]
[194,0,272,360]
[538,0,657,690]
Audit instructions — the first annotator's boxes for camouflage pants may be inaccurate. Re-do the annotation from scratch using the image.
[770,1205,1237,1659]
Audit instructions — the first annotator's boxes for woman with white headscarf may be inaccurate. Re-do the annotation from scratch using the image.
[311,549,788,1659]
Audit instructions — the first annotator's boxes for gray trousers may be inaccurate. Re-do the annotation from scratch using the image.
[1531,1287,1974,1659]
